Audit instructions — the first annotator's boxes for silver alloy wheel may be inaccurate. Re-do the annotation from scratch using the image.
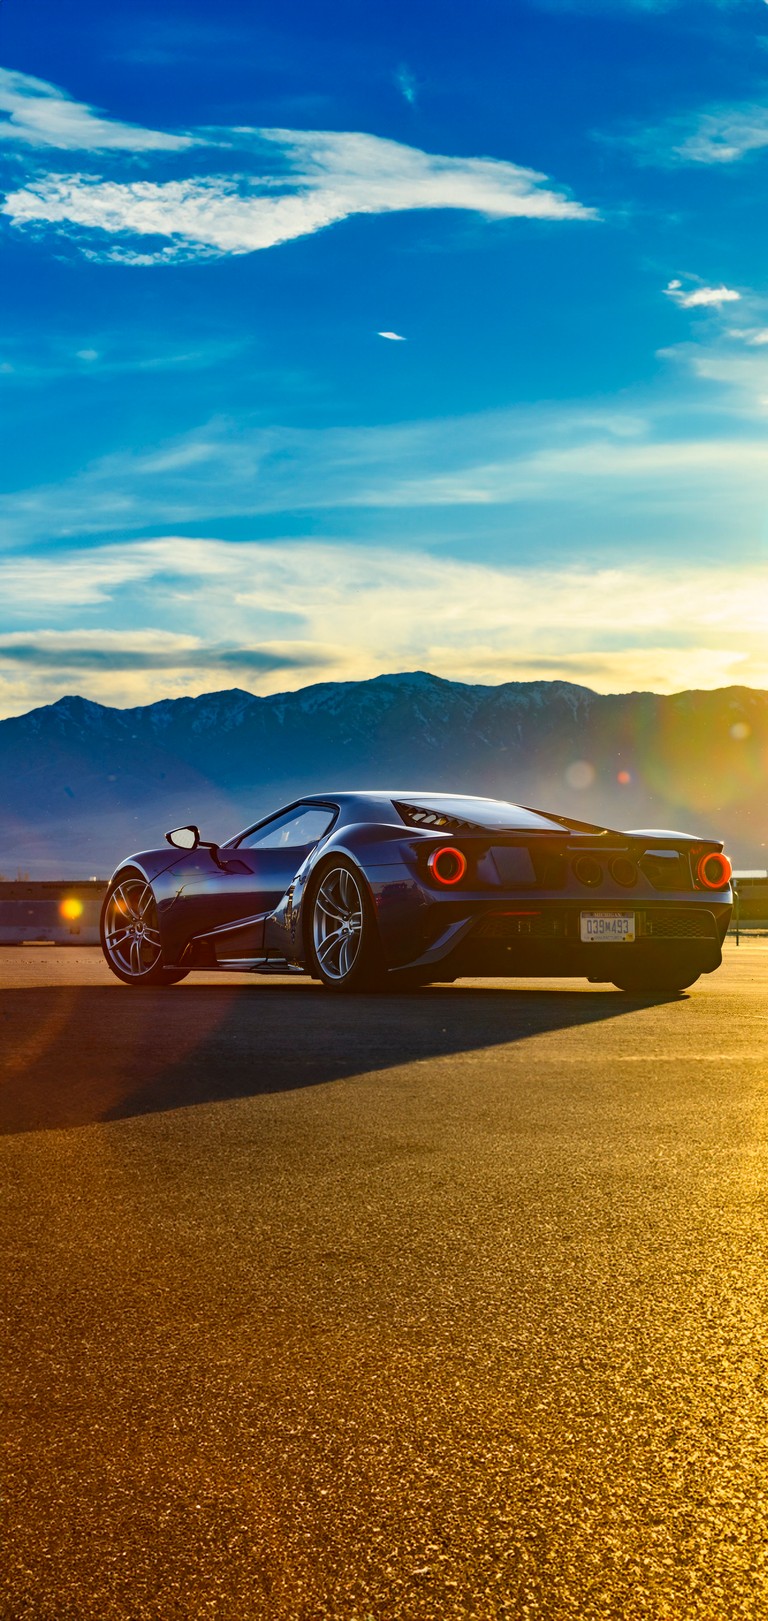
[312,865,364,981]
[103,878,163,979]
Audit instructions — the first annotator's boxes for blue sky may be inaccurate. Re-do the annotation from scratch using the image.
[0,0,766,715]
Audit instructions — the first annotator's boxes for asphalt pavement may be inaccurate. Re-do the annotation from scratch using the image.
[2,944,767,1620]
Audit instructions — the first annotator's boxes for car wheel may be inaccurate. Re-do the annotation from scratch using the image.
[612,969,701,993]
[101,868,189,987]
[308,858,385,992]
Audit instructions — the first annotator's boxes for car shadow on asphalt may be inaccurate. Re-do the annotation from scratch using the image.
[0,980,683,1135]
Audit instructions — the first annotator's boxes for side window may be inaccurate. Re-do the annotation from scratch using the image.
[239,805,336,851]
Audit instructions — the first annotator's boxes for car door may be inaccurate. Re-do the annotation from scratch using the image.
[167,803,337,962]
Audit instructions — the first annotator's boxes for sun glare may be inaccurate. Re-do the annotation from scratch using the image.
[59,896,84,922]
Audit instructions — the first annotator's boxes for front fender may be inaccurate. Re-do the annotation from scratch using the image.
[108,846,198,886]
[107,846,211,959]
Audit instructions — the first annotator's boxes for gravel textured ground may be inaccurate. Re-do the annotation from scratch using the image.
[2,943,767,1620]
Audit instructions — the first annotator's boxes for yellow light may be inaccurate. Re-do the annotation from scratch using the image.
[60,897,84,922]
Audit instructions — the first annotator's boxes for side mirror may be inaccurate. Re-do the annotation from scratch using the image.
[165,825,199,850]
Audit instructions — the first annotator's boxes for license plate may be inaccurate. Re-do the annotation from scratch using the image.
[580,911,635,943]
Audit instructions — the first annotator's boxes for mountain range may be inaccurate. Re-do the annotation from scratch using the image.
[0,672,765,877]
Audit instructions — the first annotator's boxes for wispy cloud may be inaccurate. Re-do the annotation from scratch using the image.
[658,277,768,408]
[378,330,406,341]
[672,104,768,165]
[0,332,249,384]
[395,65,418,107]
[661,340,768,399]
[620,99,768,167]
[0,68,597,263]
[0,66,194,152]
[0,629,325,672]
[0,539,765,715]
[0,397,764,550]
[665,278,741,308]
[659,323,768,408]
[728,326,768,345]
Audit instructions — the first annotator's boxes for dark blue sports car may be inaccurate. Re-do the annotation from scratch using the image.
[100,791,733,994]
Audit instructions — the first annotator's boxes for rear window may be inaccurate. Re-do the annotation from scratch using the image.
[393,797,563,833]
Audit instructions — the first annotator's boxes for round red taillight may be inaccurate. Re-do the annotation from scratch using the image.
[427,846,468,886]
[697,851,732,890]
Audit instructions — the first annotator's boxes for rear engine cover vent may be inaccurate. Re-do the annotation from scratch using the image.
[641,851,687,891]
[486,846,537,887]
[534,853,567,889]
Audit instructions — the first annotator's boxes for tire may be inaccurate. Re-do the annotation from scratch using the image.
[101,868,189,987]
[612,970,701,994]
[307,857,386,992]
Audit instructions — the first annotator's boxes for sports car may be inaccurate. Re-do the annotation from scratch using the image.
[100,791,732,994]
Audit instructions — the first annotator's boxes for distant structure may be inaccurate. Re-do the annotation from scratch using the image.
[0,879,106,944]
[732,871,768,928]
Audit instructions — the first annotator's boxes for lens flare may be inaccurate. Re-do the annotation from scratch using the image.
[630,699,766,812]
[566,761,595,790]
[617,770,631,785]
[59,897,83,922]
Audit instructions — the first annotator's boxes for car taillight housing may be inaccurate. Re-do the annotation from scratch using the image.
[696,851,732,890]
[427,845,468,886]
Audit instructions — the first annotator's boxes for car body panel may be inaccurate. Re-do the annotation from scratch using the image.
[107,791,732,982]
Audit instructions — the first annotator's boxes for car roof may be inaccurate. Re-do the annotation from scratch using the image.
[307,790,519,803]
[303,791,570,832]
[224,790,644,845]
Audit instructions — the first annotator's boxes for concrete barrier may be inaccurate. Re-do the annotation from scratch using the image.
[0,881,107,944]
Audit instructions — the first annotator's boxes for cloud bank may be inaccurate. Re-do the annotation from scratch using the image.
[1,392,764,554]
[0,69,596,263]
[0,538,765,715]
